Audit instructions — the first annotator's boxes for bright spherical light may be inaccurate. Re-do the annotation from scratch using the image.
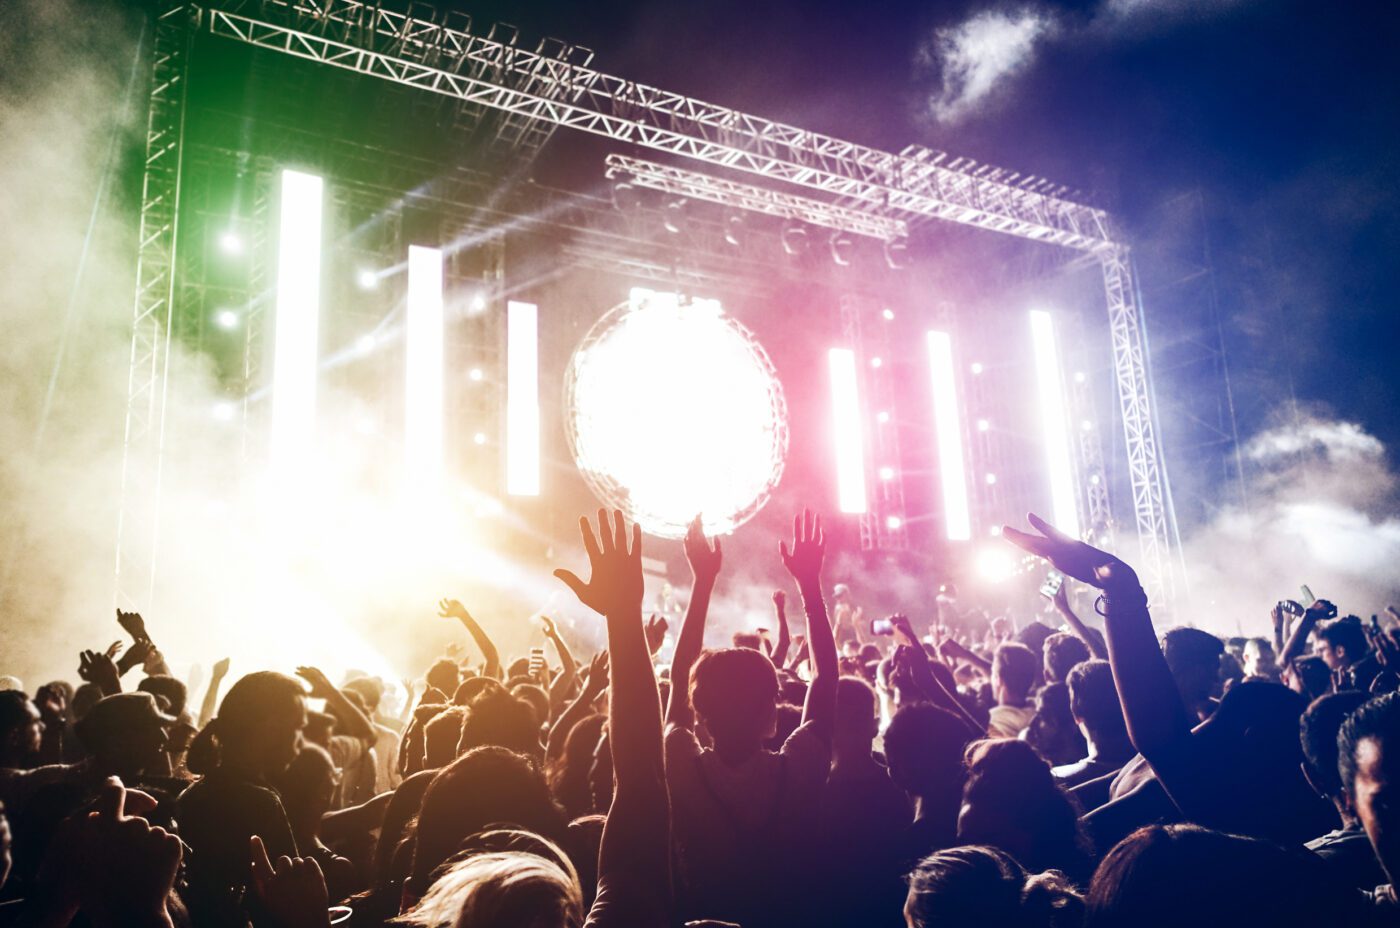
[473,432,488,446]
[356,268,379,289]
[356,334,377,353]
[214,309,240,330]
[970,362,984,375]
[881,308,895,321]
[212,401,236,421]
[468,368,484,382]
[885,515,903,530]
[878,466,895,481]
[976,546,1015,582]
[870,356,883,369]
[564,290,788,539]
[876,410,891,424]
[218,231,243,255]
[471,294,488,313]
[976,418,990,432]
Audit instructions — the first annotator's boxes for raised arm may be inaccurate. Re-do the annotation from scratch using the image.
[781,510,838,743]
[890,615,986,737]
[436,599,502,680]
[1280,599,1331,671]
[540,615,579,713]
[664,516,722,731]
[1052,582,1108,659]
[555,510,670,927]
[197,658,230,729]
[296,667,375,745]
[546,650,609,764]
[770,590,792,669]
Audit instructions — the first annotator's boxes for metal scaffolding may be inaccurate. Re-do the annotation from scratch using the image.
[120,0,1181,608]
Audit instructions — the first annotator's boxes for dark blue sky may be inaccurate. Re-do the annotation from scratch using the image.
[451,0,1400,457]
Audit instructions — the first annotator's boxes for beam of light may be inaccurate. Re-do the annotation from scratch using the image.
[828,347,867,514]
[927,330,971,540]
[506,300,540,496]
[405,245,445,489]
[1029,310,1082,538]
[269,169,323,489]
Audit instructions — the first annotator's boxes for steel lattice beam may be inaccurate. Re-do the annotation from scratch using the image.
[604,154,908,241]
[203,0,1114,250]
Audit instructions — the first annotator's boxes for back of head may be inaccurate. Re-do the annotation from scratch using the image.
[188,671,305,776]
[410,746,565,895]
[1043,634,1091,686]
[427,659,461,697]
[1339,691,1400,802]
[960,740,1086,875]
[342,676,385,714]
[0,690,34,743]
[1300,690,1369,801]
[138,674,188,717]
[833,675,879,748]
[994,643,1040,703]
[884,702,973,796]
[1067,660,1125,741]
[1161,627,1223,701]
[691,648,779,747]
[396,832,583,928]
[275,741,338,820]
[425,707,468,768]
[460,690,542,758]
[1086,824,1339,928]
[906,845,1083,928]
[509,684,550,731]
[454,676,505,707]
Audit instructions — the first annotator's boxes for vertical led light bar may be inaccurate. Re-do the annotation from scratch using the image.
[828,348,867,514]
[506,300,540,496]
[405,245,444,487]
[927,331,971,540]
[1029,310,1082,538]
[269,169,323,483]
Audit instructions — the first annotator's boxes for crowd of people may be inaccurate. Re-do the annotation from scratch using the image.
[2,507,1400,927]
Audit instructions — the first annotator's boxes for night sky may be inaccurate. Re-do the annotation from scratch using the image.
[445,0,1400,455]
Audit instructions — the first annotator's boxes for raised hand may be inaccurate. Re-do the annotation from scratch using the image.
[584,650,611,695]
[115,639,153,677]
[553,509,644,618]
[772,589,786,611]
[889,613,919,649]
[683,515,723,585]
[644,614,668,656]
[77,778,182,926]
[104,640,124,660]
[540,614,559,639]
[212,657,231,679]
[1002,513,1135,590]
[116,609,151,645]
[437,598,471,622]
[779,509,825,589]
[295,666,337,701]
[79,650,121,696]
[249,834,330,928]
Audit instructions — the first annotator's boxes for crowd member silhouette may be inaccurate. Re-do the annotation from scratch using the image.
[8,508,1400,926]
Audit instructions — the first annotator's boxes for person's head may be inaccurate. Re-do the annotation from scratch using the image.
[1066,660,1127,748]
[0,691,42,767]
[904,845,1083,928]
[1043,633,1090,686]
[762,702,803,753]
[426,658,461,698]
[691,648,779,753]
[1241,638,1277,678]
[992,643,1039,708]
[74,692,173,778]
[1313,617,1369,672]
[1299,690,1369,807]
[1161,627,1224,706]
[833,676,880,759]
[342,676,384,715]
[396,830,583,928]
[425,707,467,768]
[460,689,543,759]
[303,710,336,749]
[137,675,188,718]
[1288,655,1333,701]
[884,703,973,800]
[70,683,103,722]
[1085,824,1344,928]
[186,671,307,779]
[959,739,1086,876]
[409,747,566,898]
[548,713,605,814]
[454,675,505,707]
[1339,691,1400,883]
[510,683,550,732]
[275,742,339,834]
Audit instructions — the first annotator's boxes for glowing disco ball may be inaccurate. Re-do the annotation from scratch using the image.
[564,289,788,539]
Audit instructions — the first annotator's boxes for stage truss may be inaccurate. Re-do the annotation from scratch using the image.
[119,0,1180,609]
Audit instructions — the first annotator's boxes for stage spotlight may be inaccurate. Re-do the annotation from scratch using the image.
[976,546,1015,582]
[985,473,998,485]
[212,401,236,421]
[356,268,379,290]
[405,246,444,488]
[782,222,809,256]
[506,300,540,497]
[928,331,971,541]
[829,231,854,266]
[886,515,903,531]
[473,432,488,446]
[882,308,895,321]
[870,356,883,369]
[355,334,376,353]
[879,466,895,481]
[611,180,643,213]
[214,309,240,330]
[663,198,689,235]
[1029,310,1082,538]
[1074,371,1086,384]
[470,293,488,314]
[976,418,990,432]
[724,212,745,247]
[468,367,484,382]
[970,361,984,375]
[564,288,790,538]
[1081,419,1094,432]
[876,410,890,424]
[827,347,867,514]
[883,237,909,270]
[218,231,243,255]
[270,168,323,486]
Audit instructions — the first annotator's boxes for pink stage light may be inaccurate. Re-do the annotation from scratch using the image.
[828,347,867,514]
[1029,310,1082,538]
[927,331,971,540]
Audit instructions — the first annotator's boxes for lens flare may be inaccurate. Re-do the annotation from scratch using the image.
[564,288,788,538]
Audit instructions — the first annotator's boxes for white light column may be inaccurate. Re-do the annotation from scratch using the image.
[828,348,867,514]
[405,245,444,488]
[506,300,540,496]
[269,169,323,486]
[1029,310,1082,538]
[927,331,971,540]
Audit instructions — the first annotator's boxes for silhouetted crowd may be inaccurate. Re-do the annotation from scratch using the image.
[2,508,1400,927]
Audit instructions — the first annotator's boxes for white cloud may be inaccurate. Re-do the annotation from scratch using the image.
[921,7,1058,124]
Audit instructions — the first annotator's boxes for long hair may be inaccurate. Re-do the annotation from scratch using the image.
[186,671,304,775]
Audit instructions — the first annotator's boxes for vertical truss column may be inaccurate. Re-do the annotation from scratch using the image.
[115,2,194,610]
[839,293,907,552]
[1101,246,1176,607]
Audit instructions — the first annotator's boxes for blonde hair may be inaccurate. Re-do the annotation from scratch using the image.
[394,833,583,928]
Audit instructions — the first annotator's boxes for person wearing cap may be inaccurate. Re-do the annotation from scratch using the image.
[831,583,866,649]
